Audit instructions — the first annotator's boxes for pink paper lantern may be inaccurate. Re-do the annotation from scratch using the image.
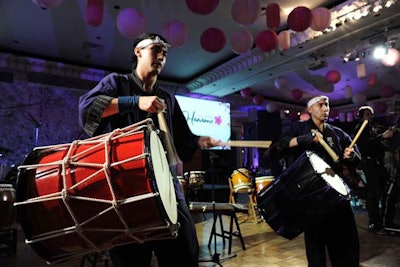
[162,20,188,48]
[287,6,313,32]
[240,87,253,97]
[300,112,310,121]
[290,88,303,100]
[379,85,395,98]
[266,102,279,113]
[266,3,280,30]
[356,63,367,79]
[325,70,341,84]
[274,76,288,89]
[374,101,388,114]
[253,94,265,105]
[185,0,219,15]
[32,0,63,8]
[116,8,147,39]
[230,30,254,54]
[344,85,353,99]
[310,7,331,31]
[200,28,226,53]
[231,0,261,26]
[255,30,278,52]
[368,73,377,87]
[381,48,400,67]
[86,0,103,27]
[278,30,290,51]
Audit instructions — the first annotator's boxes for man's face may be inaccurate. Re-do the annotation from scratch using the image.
[362,109,374,122]
[307,99,330,122]
[136,44,167,74]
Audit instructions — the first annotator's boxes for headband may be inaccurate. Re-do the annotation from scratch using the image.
[307,95,329,107]
[135,36,171,51]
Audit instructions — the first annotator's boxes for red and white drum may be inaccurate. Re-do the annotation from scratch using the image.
[16,119,178,264]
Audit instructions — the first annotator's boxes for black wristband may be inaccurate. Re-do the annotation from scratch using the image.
[297,132,315,145]
[118,96,140,114]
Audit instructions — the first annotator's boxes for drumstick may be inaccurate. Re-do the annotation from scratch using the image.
[312,130,339,163]
[349,120,368,149]
[218,140,272,148]
[157,111,180,166]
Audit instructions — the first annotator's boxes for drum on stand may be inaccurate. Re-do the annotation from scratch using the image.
[184,171,205,190]
[231,168,252,192]
[256,151,351,240]
[15,119,179,264]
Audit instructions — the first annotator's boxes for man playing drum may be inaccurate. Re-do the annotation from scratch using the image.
[79,33,219,267]
[275,96,361,267]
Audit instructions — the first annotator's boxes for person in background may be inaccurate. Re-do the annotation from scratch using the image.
[79,33,219,267]
[352,106,394,232]
[276,95,361,267]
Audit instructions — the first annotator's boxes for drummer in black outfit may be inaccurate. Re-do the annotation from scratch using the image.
[276,95,361,267]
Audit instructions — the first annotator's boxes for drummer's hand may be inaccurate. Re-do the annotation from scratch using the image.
[343,147,354,159]
[198,136,220,149]
[138,96,167,113]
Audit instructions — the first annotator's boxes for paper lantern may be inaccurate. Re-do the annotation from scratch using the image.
[274,76,288,89]
[339,112,346,122]
[32,0,63,8]
[200,28,226,53]
[162,20,188,48]
[185,0,219,15]
[253,94,265,105]
[379,85,395,98]
[231,0,261,26]
[344,85,352,99]
[299,112,310,121]
[287,6,313,32]
[240,87,253,97]
[368,72,377,87]
[310,7,331,31]
[352,92,367,104]
[266,102,280,113]
[116,8,147,39]
[255,30,278,52]
[381,48,400,67]
[356,63,366,79]
[325,70,341,84]
[86,0,103,27]
[278,31,290,51]
[266,3,280,30]
[347,112,354,122]
[290,88,303,100]
[374,101,388,114]
[230,30,254,54]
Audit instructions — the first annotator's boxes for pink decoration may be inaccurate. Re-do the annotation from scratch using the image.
[287,6,313,32]
[116,8,147,39]
[374,101,388,114]
[230,30,254,54]
[344,85,352,99]
[325,70,341,84]
[253,94,265,105]
[274,76,288,89]
[255,30,278,52]
[381,48,400,67]
[356,63,366,79]
[347,112,354,122]
[266,3,280,30]
[352,92,367,104]
[162,20,188,48]
[339,112,346,122]
[310,7,331,31]
[299,112,310,121]
[231,0,261,26]
[368,73,377,87]
[185,0,219,15]
[240,87,253,97]
[278,31,290,51]
[86,0,103,27]
[32,0,63,8]
[290,88,303,100]
[200,28,226,53]
[266,102,279,113]
[379,85,395,98]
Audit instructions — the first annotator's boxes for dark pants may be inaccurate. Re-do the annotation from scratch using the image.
[109,197,199,267]
[304,201,359,267]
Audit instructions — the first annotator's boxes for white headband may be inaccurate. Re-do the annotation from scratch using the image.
[135,36,171,51]
[307,95,329,107]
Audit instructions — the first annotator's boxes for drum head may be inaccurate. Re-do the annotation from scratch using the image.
[150,131,177,224]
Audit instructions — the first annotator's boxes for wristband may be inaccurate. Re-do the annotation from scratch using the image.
[118,96,140,114]
[297,132,315,145]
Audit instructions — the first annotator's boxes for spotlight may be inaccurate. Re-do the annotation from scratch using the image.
[373,45,388,59]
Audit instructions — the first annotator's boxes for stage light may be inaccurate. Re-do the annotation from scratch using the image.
[373,45,388,59]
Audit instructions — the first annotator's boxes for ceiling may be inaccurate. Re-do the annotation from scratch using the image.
[0,0,399,118]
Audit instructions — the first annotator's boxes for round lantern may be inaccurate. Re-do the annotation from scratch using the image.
[116,8,147,39]
[240,87,253,97]
[185,0,219,15]
[367,72,377,87]
[300,112,310,121]
[344,85,352,99]
[266,3,280,30]
[231,0,261,26]
[310,7,331,31]
[230,30,254,54]
[356,63,366,79]
[290,88,303,100]
[352,92,367,104]
[381,48,400,67]
[32,0,63,8]
[287,6,313,32]
[278,31,290,51]
[253,94,265,105]
[379,84,395,98]
[266,102,279,113]
[374,101,388,114]
[274,76,288,89]
[325,70,341,84]
[86,0,104,27]
[162,20,188,48]
[255,30,278,52]
[200,28,226,53]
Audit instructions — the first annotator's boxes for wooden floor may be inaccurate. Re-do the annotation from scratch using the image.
[1,204,400,267]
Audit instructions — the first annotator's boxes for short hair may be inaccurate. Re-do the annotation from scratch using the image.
[131,33,169,68]
[358,105,374,120]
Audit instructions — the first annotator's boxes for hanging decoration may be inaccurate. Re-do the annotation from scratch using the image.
[310,7,331,31]
[381,48,400,67]
[344,85,352,99]
[230,30,254,54]
[339,112,346,123]
[274,76,288,89]
[379,84,395,98]
[185,0,219,15]
[367,72,377,87]
[374,101,388,114]
[266,3,280,31]
[86,0,104,27]
[278,31,290,51]
[352,92,367,104]
[162,20,188,48]
[299,112,310,121]
[253,94,265,105]
[346,111,354,122]
[200,28,226,53]
[255,30,278,52]
[231,0,261,27]
[325,70,341,84]
[290,88,303,100]
[116,8,147,39]
[287,6,313,32]
[240,87,253,97]
[329,108,339,119]
[32,0,64,8]
[266,102,279,113]
[356,63,366,79]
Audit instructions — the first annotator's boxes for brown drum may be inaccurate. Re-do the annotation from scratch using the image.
[0,184,17,231]
[255,176,275,194]
[16,120,179,264]
[184,171,205,190]
[231,168,251,192]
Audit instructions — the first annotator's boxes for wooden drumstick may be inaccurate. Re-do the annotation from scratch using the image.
[157,111,181,166]
[312,130,339,163]
[349,120,368,149]
[218,140,272,148]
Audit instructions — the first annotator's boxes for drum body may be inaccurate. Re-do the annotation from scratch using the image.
[16,121,178,263]
[184,171,205,190]
[231,168,251,191]
[255,176,275,194]
[0,184,17,231]
[257,151,351,240]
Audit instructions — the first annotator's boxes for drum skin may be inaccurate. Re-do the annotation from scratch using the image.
[255,176,275,194]
[231,168,252,191]
[0,184,17,230]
